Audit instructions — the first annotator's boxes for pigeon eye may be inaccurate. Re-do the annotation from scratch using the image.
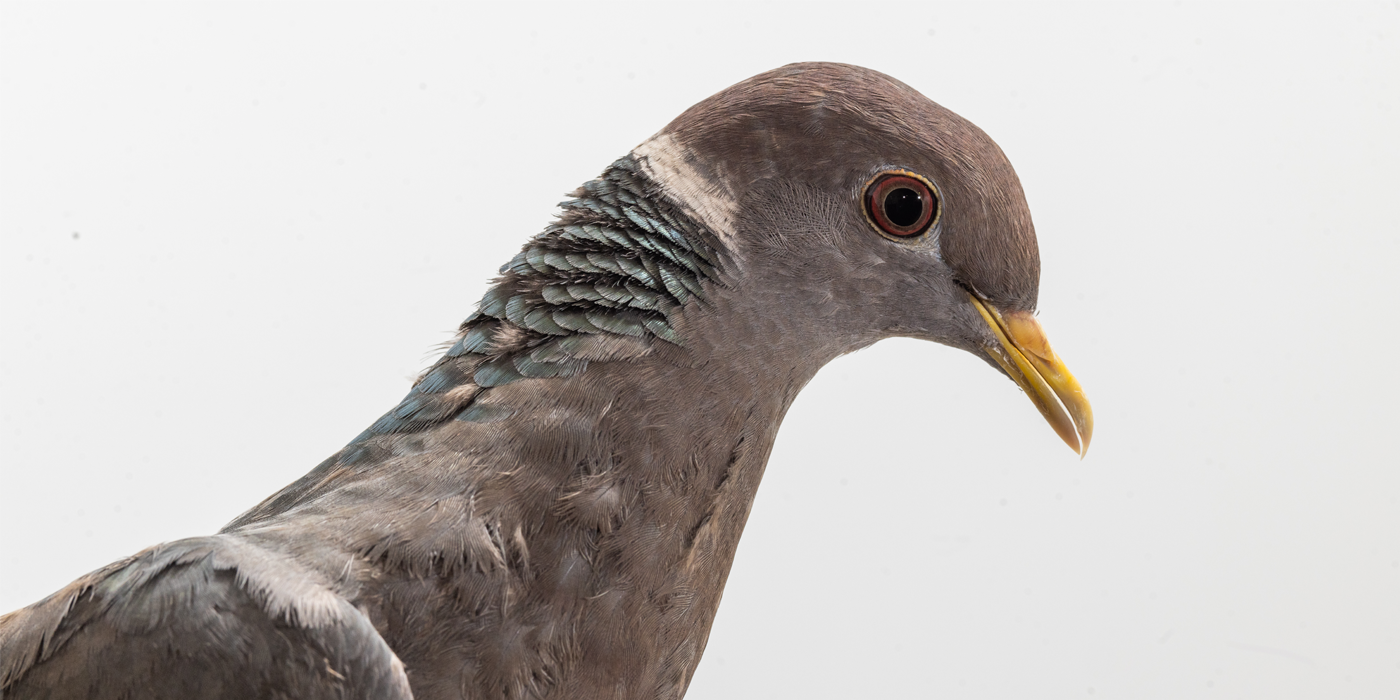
[863,170,939,239]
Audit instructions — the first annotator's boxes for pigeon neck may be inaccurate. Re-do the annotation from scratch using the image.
[467,155,725,369]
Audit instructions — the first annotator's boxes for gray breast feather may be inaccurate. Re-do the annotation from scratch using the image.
[0,537,412,700]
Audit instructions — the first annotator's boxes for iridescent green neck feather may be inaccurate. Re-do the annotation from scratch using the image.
[359,156,724,441]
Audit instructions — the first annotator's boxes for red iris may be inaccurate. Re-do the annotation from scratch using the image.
[864,172,938,238]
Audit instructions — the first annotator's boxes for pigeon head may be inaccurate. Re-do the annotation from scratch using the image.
[631,62,1093,454]
[370,63,1089,459]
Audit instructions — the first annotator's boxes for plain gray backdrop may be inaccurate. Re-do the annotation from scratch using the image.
[2,2,1397,698]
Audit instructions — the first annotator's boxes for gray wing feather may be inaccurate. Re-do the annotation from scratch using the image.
[0,537,412,700]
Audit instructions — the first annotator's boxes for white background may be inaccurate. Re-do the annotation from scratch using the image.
[2,3,1397,698]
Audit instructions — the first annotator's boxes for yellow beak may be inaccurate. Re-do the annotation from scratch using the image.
[968,294,1094,456]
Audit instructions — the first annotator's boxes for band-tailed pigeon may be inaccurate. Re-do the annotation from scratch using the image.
[0,62,1091,700]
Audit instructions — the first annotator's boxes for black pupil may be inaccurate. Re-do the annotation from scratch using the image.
[884,187,924,228]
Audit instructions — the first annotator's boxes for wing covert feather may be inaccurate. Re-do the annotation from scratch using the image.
[0,537,411,700]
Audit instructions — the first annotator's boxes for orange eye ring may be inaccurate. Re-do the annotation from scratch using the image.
[863,170,940,239]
